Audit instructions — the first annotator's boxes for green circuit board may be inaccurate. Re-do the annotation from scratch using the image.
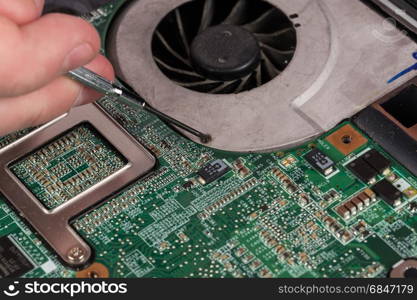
[0,0,416,278]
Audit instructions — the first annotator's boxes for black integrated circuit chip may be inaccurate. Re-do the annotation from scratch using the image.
[372,179,402,207]
[305,149,335,176]
[0,236,34,278]
[197,159,230,184]
[362,149,391,175]
[347,158,378,184]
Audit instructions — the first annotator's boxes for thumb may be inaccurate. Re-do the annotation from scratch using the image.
[0,13,101,97]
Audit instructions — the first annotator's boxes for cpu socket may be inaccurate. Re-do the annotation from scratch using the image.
[0,104,156,268]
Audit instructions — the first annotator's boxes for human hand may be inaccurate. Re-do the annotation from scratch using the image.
[0,0,114,136]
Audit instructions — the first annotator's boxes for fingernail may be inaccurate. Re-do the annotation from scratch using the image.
[62,43,94,72]
[33,0,44,8]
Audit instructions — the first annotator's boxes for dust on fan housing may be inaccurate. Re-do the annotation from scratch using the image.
[151,0,297,94]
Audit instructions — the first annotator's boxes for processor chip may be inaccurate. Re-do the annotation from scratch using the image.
[0,236,33,278]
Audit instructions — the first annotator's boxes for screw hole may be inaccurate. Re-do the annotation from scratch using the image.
[342,135,353,144]
[404,267,417,278]
[87,271,100,278]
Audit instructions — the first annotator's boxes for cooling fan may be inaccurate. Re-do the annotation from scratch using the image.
[151,0,296,94]
[107,0,417,152]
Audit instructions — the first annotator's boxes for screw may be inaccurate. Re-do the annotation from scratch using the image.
[67,247,86,263]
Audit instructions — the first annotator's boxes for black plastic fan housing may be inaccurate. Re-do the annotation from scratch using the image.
[190,24,261,81]
[152,0,297,94]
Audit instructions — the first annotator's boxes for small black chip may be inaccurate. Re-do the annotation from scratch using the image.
[197,159,230,184]
[347,158,378,184]
[362,149,391,175]
[182,181,194,189]
[410,202,417,213]
[372,179,402,207]
[305,149,335,176]
[0,236,33,278]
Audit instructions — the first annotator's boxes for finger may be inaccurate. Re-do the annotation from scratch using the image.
[0,13,101,98]
[0,0,44,25]
[0,55,114,136]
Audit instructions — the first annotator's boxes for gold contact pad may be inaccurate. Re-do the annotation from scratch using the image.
[76,262,109,278]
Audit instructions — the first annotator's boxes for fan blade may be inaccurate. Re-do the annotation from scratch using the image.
[155,31,192,67]
[199,0,215,33]
[154,57,204,79]
[222,0,248,25]
[175,9,190,56]
[261,42,295,71]
[255,27,296,50]
[175,79,220,87]
[261,42,294,55]
[176,80,235,93]
[235,74,251,93]
[261,53,281,79]
[255,27,294,38]
[243,8,280,33]
[208,80,240,93]
[255,64,262,86]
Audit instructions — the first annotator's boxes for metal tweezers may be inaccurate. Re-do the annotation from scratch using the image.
[68,67,211,143]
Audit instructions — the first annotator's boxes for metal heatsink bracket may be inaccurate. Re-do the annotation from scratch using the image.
[0,103,156,268]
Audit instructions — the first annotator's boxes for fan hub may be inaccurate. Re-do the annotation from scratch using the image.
[190,24,261,81]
